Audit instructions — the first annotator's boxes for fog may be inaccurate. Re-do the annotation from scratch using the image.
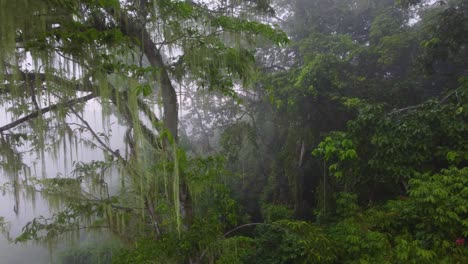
[1,0,467,263]
[0,99,125,263]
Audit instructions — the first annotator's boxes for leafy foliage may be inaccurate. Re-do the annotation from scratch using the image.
[313,79,468,200]
[1,0,468,263]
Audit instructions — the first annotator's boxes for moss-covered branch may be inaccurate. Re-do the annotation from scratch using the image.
[0,92,96,133]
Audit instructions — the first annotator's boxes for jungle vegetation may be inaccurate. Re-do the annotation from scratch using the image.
[0,0,467,263]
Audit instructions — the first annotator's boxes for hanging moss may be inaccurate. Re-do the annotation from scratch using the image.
[0,1,289,263]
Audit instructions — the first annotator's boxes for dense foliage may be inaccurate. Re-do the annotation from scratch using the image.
[0,0,467,263]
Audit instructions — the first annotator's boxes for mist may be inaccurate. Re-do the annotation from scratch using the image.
[1,0,467,263]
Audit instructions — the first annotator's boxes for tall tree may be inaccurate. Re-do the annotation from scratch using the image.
[0,0,287,259]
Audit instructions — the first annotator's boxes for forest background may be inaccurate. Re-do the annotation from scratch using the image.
[0,0,467,263]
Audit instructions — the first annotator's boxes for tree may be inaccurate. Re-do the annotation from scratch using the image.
[230,0,416,216]
[0,0,287,260]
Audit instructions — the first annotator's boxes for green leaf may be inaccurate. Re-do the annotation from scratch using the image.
[446,151,458,162]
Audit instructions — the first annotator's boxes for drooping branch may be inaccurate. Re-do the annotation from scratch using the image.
[108,88,162,149]
[137,98,161,127]
[0,93,96,133]
[388,89,457,116]
[67,105,124,162]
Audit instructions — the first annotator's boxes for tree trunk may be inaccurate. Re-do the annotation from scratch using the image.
[116,14,193,229]
[117,15,178,141]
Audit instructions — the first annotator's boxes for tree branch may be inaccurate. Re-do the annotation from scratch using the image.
[137,98,161,127]
[0,93,96,133]
[116,13,179,141]
[67,104,124,162]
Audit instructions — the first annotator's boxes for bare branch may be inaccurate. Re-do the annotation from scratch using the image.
[67,104,124,162]
[0,93,96,133]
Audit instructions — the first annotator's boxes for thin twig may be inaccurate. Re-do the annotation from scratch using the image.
[67,105,124,162]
